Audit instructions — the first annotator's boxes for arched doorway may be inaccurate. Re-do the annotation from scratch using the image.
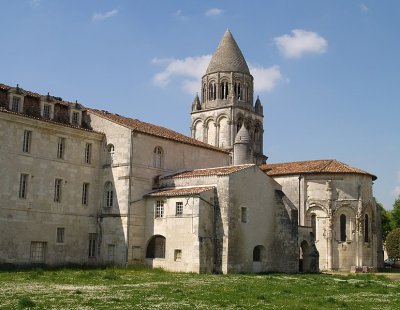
[252,245,266,273]
[146,235,166,259]
[299,240,310,272]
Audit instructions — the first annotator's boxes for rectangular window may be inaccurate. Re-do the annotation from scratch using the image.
[241,207,247,223]
[155,200,164,218]
[84,143,92,164]
[176,202,183,216]
[57,137,65,159]
[30,242,46,263]
[43,104,51,119]
[22,130,32,153]
[72,111,79,125]
[19,174,29,199]
[88,233,97,258]
[56,227,65,243]
[54,178,62,202]
[82,183,89,205]
[108,244,115,262]
[174,249,182,261]
[11,96,20,112]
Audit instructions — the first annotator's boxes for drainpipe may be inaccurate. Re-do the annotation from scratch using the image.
[126,132,134,266]
[298,175,302,225]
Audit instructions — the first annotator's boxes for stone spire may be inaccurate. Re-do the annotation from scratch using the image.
[191,93,201,111]
[206,29,250,75]
[233,123,253,165]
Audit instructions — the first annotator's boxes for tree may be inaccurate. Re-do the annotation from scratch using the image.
[391,198,400,229]
[386,228,400,260]
[378,203,394,241]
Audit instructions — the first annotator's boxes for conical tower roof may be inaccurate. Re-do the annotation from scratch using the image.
[235,123,251,144]
[206,30,250,75]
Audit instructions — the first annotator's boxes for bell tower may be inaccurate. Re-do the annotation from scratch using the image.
[191,30,266,164]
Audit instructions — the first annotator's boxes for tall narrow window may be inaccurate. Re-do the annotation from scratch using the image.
[155,200,164,218]
[11,96,20,112]
[82,183,89,205]
[176,202,183,216]
[153,146,163,169]
[340,214,346,242]
[241,207,247,223]
[234,82,241,100]
[106,144,114,165]
[56,227,65,243]
[54,178,62,202]
[220,81,229,99]
[19,174,29,199]
[43,104,51,119]
[84,143,92,164]
[104,182,114,208]
[88,233,97,258]
[364,214,369,242]
[72,111,79,125]
[311,214,317,237]
[30,242,46,263]
[57,138,65,159]
[22,130,32,153]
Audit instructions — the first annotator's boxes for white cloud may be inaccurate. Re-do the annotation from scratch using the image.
[392,186,400,198]
[174,9,188,21]
[205,8,223,17]
[152,55,212,93]
[360,4,369,12]
[249,65,283,93]
[152,55,283,94]
[29,0,41,7]
[274,29,328,59]
[92,9,118,22]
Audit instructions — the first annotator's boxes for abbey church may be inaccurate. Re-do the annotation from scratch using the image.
[0,30,382,273]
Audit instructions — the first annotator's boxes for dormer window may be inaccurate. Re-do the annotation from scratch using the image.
[70,109,81,126]
[42,103,53,119]
[10,96,22,112]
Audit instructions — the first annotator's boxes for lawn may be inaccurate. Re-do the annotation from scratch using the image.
[0,267,399,309]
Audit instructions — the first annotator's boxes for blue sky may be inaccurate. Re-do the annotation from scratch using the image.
[1,0,399,209]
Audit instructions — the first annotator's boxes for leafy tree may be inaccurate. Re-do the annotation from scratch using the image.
[386,228,400,260]
[378,203,394,240]
[391,198,400,229]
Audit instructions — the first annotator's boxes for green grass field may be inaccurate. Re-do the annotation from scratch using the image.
[0,267,399,309]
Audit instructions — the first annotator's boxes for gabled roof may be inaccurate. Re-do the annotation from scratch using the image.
[260,159,377,181]
[206,30,250,75]
[89,108,228,154]
[145,186,215,197]
[161,164,254,180]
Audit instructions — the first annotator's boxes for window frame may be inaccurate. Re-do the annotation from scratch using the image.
[88,233,97,258]
[56,227,65,243]
[30,241,46,263]
[19,173,29,199]
[57,137,65,159]
[82,182,89,205]
[104,182,114,208]
[54,178,62,202]
[22,130,32,153]
[153,146,163,169]
[241,207,247,223]
[155,200,164,218]
[175,201,183,216]
[84,143,92,164]
[10,95,22,112]
[42,103,53,119]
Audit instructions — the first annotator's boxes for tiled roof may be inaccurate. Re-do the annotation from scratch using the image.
[260,159,377,180]
[161,164,254,180]
[0,84,11,91]
[145,186,215,197]
[89,108,228,154]
[0,107,102,135]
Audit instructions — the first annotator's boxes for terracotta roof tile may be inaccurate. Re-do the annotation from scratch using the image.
[89,108,228,154]
[260,159,377,180]
[161,164,254,180]
[0,84,11,91]
[145,186,215,197]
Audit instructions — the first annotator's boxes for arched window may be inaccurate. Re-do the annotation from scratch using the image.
[208,82,216,101]
[153,146,163,168]
[236,118,243,133]
[106,144,114,165]
[364,214,369,242]
[202,84,207,103]
[253,245,265,262]
[311,214,316,237]
[220,81,229,99]
[340,214,346,242]
[234,82,241,100]
[146,235,166,258]
[104,182,114,208]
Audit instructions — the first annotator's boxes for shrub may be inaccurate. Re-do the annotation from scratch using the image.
[386,228,400,260]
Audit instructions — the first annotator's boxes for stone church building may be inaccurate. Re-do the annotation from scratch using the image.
[0,30,382,272]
